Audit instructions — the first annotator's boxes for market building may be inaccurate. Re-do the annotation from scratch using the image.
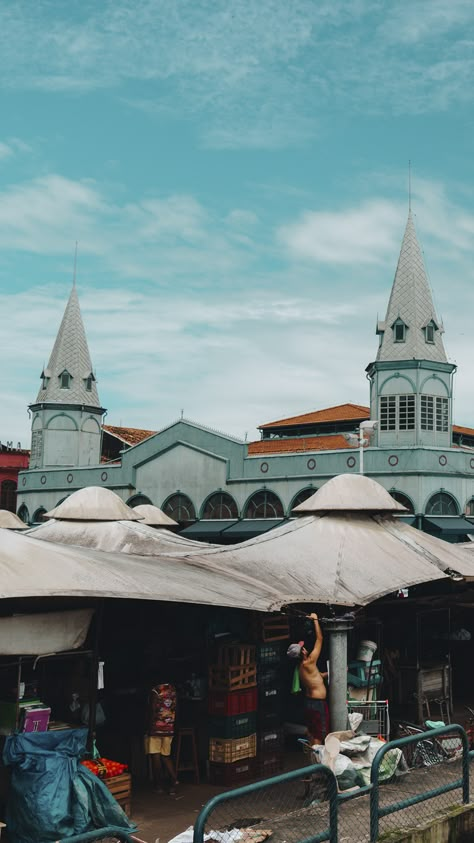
[16,210,474,543]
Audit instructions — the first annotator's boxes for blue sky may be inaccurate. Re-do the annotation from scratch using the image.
[2,0,474,444]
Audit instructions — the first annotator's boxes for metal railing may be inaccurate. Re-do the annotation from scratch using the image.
[193,763,339,843]
[369,723,470,842]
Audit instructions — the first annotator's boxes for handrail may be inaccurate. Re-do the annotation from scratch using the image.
[57,827,137,842]
[193,763,339,843]
[369,723,469,842]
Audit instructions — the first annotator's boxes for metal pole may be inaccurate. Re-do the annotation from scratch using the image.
[323,617,354,732]
[359,424,364,475]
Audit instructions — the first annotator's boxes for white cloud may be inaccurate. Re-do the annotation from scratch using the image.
[0,142,13,160]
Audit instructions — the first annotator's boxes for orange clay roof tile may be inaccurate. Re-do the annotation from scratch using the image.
[102,425,157,446]
[259,403,370,429]
[247,434,352,455]
[453,424,474,437]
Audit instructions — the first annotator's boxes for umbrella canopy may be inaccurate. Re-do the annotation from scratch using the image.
[45,486,143,521]
[26,517,219,554]
[293,473,407,513]
[132,503,178,527]
[0,510,28,530]
[0,527,279,610]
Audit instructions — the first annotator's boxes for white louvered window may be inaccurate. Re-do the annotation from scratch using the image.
[436,397,449,432]
[421,395,434,430]
[398,395,415,430]
[381,395,415,431]
[380,396,396,430]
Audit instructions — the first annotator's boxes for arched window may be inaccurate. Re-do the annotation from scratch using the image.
[127,494,153,508]
[60,370,72,389]
[290,488,316,512]
[1,480,17,513]
[245,490,284,519]
[426,492,458,516]
[202,492,238,519]
[163,493,196,525]
[389,491,415,514]
[33,507,48,523]
[17,504,30,524]
[465,499,474,517]
[55,496,69,506]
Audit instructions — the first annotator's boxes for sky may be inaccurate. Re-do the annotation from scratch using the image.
[2,0,474,445]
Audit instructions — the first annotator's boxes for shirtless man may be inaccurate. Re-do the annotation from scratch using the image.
[287,613,329,744]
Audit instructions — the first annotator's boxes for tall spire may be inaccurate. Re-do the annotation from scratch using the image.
[35,285,101,407]
[376,212,447,364]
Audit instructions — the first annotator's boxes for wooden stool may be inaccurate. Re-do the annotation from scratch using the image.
[175,727,200,784]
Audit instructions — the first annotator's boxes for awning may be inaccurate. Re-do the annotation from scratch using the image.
[180,520,238,538]
[396,516,416,526]
[219,519,285,541]
[423,516,474,536]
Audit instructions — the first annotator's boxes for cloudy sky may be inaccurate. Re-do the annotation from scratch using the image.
[2,0,474,445]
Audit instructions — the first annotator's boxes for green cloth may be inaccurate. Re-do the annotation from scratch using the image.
[291,665,301,694]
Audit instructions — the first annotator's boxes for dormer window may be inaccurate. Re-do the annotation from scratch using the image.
[84,373,95,392]
[59,369,72,389]
[423,320,437,344]
[392,318,407,343]
[41,374,49,391]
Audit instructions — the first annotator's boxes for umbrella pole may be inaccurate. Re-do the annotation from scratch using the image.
[323,617,354,732]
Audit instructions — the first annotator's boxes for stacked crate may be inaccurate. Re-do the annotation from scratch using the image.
[255,615,289,777]
[208,645,258,786]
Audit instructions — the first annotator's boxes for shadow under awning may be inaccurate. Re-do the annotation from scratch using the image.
[220,519,285,541]
[180,520,238,538]
[423,516,474,536]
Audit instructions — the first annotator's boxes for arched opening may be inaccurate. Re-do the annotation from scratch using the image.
[17,504,30,524]
[127,494,153,508]
[162,493,196,526]
[389,491,415,514]
[425,492,458,516]
[202,492,239,520]
[245,490,284,519]
[290,488,316,512]
[33,507,48,523]
[1,480,17,513]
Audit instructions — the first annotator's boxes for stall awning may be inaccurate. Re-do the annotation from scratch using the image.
[396,516,416,526]
[423,516,474,536]
[180,520,238,538]
[219,519,285,540]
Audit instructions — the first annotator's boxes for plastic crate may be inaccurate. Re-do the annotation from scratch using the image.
[208,688,258,716]
[256,642,283,665]
[257,709,282,729]
[257,752,284,778]
[208,712,257,739]
[209,733,257,764]
[257,728,284,753]
[209,663,257,692]
[217,645,256,666]
[209,758,257,786]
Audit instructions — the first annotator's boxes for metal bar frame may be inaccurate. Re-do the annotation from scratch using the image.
[193,763,339,843]
[57,827,136,842]
[369,723,469,842]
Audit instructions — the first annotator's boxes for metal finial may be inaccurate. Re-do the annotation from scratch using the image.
[408,160,412,212]
[73,241,78,288]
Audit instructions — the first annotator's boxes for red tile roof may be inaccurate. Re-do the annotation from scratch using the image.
[247,434,353,455]
[102,425,157,446]
[453,424,474,438]
[259,403,370,429]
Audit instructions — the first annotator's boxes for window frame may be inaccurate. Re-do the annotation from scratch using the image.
[380,394,415,432]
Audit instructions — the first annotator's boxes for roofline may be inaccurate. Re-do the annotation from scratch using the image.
[29,402,107,415]
[258,403,370,430]
[119,416,245,454]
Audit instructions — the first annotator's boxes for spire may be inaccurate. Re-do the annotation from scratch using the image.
[376,211,447,363]
[35,286,102,407]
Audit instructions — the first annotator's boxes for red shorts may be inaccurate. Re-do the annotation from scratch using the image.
[305,698,329,743]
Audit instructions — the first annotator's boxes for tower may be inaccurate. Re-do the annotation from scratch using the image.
[366,211,456,448]
[28,285,106,468]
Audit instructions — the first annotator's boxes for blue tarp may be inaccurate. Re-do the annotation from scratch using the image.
[3,728,134,843]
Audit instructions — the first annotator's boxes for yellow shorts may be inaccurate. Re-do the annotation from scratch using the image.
[144,735,173,756]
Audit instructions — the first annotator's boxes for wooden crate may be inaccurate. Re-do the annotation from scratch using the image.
[253,613,289,642]
[104,772,132,816]
[209,663,257,692]
[217,644,256,667]
[209,733,257,764]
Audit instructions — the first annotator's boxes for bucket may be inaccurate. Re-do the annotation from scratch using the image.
[356,640,377,662]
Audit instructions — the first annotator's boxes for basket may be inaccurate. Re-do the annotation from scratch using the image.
[208,712,257,739]
[217,645,256,666]
[209,734,257,764]
[257,728,284,753]
[208,688,258,716]
[209,663,257,692]
[258,752,283,778]
[209,758,257,786]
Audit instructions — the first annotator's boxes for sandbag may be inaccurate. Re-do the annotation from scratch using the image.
[3,728,133,843]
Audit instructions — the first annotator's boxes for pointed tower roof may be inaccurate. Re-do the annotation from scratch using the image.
[34,286,102,407]
[376,212,447,363]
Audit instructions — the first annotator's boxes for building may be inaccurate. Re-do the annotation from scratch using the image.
[0,444,29,513]
[16,210,474,541]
